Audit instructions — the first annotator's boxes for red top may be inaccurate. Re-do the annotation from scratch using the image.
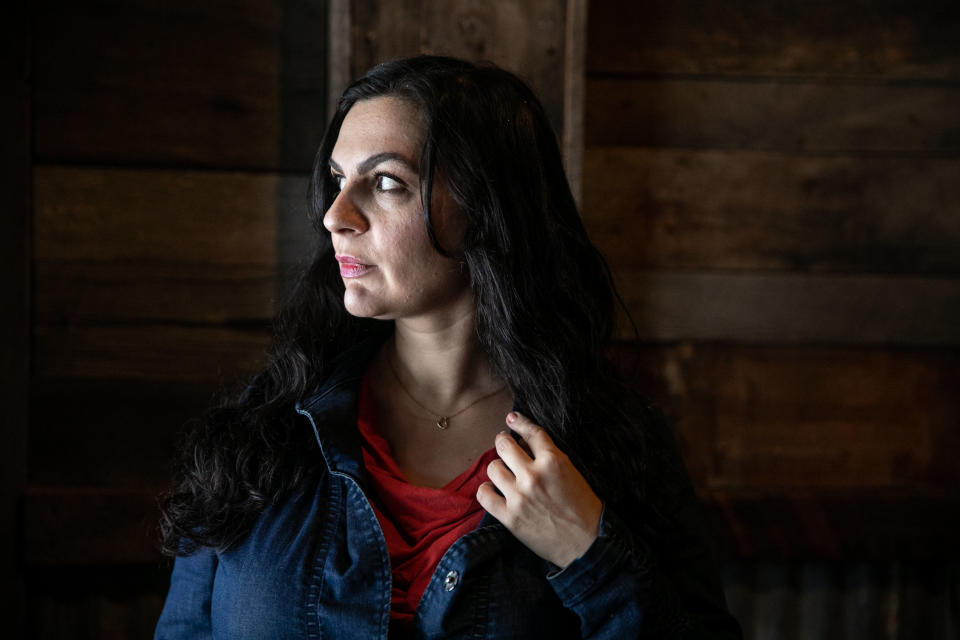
[356,375,498,636]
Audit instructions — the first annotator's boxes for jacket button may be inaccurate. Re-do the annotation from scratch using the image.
[443,570,459,591]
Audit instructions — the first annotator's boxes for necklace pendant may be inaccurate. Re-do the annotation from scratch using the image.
[437,416,450,430]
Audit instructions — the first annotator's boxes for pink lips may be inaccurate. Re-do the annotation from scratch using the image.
[335,254,375,279]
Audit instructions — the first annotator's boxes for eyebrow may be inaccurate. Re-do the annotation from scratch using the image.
[328,152,418,176]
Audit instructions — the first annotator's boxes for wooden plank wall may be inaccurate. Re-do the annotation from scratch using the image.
[21,0,960,636]
[585,0,960,637]
[25,0,327,636]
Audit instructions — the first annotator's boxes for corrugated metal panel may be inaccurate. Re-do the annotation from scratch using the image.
[723,561,959,640]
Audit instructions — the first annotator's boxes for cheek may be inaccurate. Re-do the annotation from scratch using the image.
[369,225,428,295]
[384,225,465,298]
[387,220,438,267]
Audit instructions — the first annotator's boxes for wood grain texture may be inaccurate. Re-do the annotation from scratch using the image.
[36,261,278,326]
[585,76,960,153]
[610,270,960,345]
[618,342,960,492]
[33,0,327,171]
[34,324,271,382]
[562,0,586,203]
[587,0,960,79]
[34,167,314,324]
[421,0,567,132]
[583,148,960,274]
[349,0,421,79]
[327,0,352,118]
[349,0,569,142]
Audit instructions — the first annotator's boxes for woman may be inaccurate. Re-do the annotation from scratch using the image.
[155,55,741,639]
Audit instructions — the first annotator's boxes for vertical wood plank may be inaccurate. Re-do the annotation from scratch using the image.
[0,1,30,634]
[418,0,568,133]
[344,0,583,188]
[327,0,352,118]
[278,0,331,172]
[562,0,586,204]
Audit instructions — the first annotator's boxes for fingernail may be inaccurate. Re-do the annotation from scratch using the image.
[506,412,517,424]
[498,429,509,436]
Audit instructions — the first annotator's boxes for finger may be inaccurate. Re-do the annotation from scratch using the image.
[476,481,507,519]
[505,411,554,455]
[486,457,517,493]
[494,430,532,474]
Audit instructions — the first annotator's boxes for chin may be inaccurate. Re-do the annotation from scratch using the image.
[343,288,390,320]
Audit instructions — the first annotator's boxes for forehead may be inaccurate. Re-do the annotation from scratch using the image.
[332,96,425,163]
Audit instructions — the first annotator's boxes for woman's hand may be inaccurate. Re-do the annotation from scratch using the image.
[477,411,603,569]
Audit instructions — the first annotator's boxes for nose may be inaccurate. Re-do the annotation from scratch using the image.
[322,185,369,235]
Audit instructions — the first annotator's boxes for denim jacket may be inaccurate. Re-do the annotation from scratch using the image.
[155,345,741,639]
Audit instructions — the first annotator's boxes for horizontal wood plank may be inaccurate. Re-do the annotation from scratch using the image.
[703,490,960,559]
[618,343,960,492]
[34,167,306,264]
[611,270,960,345]
[587,0,960,79]
[36,261,277,326]
[34,324,271,382]
[34,167,314,324]
[585,76,960,153]
[583,148,960,274]
[33,0,327,171]
[28,379,220,488]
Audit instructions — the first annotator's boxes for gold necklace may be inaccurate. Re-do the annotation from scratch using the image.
[386,352,507,430]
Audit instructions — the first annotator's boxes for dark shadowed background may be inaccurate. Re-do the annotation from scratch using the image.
[2,1,959,638]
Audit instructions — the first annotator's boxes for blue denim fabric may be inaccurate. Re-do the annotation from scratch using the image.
[155,346,741,639]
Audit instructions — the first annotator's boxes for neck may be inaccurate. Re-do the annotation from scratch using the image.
[387,310,503,412]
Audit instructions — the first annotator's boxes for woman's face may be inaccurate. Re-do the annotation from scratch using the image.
[323,96,470,326]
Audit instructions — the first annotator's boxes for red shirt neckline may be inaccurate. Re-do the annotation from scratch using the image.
[357,385,491,492]
[356,374,497,634]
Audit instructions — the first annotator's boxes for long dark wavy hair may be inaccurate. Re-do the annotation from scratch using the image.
[159,55,680,557]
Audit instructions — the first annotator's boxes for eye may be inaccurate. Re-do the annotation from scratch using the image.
[375,174,405,192]
[330,174,346,192]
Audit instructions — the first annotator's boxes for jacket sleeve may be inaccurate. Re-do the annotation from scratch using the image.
[547,501,742,639]
[547,395,743,639]
[154,546,218,640]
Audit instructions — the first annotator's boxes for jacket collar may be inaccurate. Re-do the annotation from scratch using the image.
[293,334,524,490]
[294,335,385,482]
[293,334,514,537]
